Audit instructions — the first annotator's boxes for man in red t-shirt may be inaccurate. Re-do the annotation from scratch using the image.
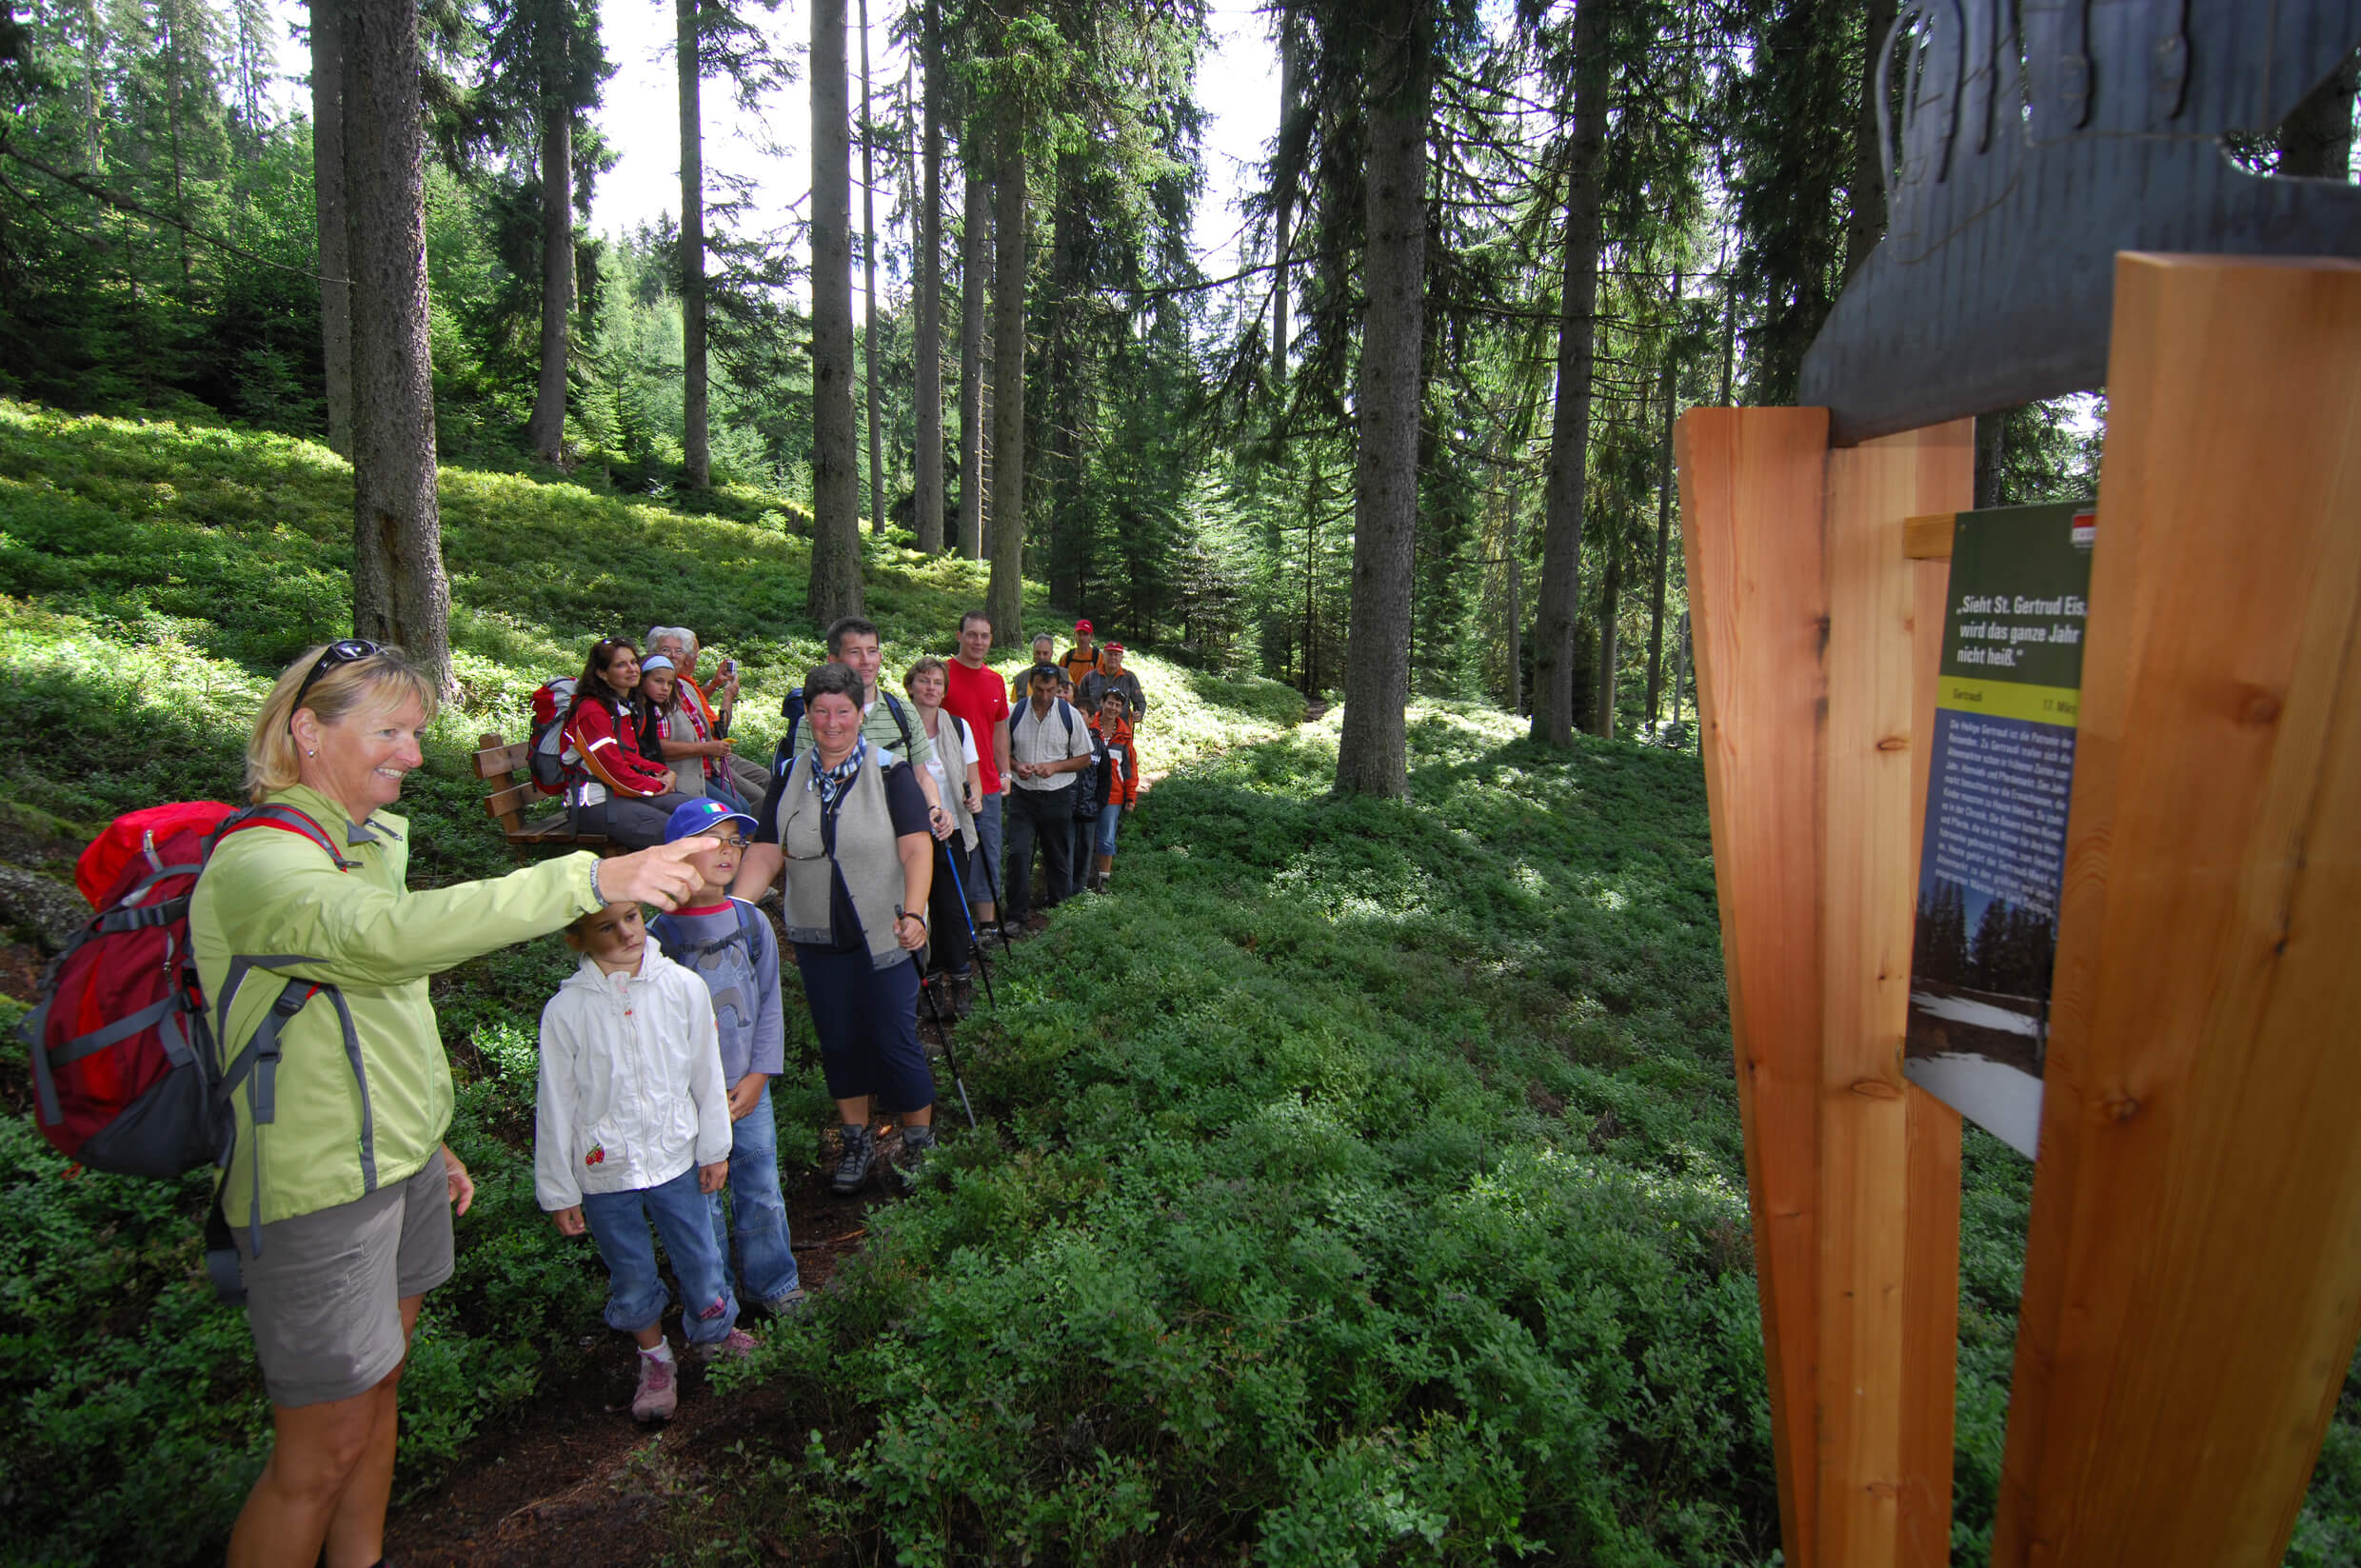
[942,609,1014,927]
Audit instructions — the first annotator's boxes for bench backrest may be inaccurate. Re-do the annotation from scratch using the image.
[474,732,605,846]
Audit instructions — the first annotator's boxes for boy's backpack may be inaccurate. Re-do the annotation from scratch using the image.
[528,677,581,794]
[23,801,357,1301]
[650,898,764,971]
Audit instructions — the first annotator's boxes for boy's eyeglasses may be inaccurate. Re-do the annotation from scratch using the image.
[292,639,385,710]
[714,835,750,850]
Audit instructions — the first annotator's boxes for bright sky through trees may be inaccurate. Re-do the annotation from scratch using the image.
[259,0,1280,303]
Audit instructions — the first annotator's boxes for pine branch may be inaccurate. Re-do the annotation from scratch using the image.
[0,134,338,283]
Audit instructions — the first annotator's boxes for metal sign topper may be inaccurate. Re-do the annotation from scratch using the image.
[1800,1,2361,444]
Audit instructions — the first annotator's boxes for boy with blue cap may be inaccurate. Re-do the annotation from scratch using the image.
[647,798,803,1318]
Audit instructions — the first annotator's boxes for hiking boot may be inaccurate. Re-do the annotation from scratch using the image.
[694,1326,759,1363]
[891,1125,938,1193]
[760,1288,809,1320]
[949,972,974,1019]
[831,1123,876,1196]
[631,1351,678,1423]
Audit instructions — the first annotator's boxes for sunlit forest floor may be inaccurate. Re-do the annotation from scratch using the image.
[0,404,2353,1566]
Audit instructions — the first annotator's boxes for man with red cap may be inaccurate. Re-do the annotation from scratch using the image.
[1058,620,1101,689]
[1077,642,1145,729]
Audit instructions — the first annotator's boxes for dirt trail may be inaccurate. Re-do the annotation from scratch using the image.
[378,705,1337,1562]
[385,956,993,1566]
[384,1141,904,1566]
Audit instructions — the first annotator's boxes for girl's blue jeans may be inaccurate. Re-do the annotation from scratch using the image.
[580,1163,740,1345]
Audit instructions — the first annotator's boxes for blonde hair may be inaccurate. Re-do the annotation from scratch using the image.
[246,644,440,803]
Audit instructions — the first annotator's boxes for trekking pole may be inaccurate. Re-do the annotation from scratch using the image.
[938,845,998,1013]
[974,825,1013,949]
[898,926,977,1130]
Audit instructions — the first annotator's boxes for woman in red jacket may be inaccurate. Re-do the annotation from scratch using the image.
[563,638,701,847]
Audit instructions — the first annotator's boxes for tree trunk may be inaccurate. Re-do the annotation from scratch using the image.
[1671,610,1689,724]
[805,0,863,621]
[1505,500,1522,715]
[1974,406,2006,507]
[958,150,988,561]
[913,0,944,551]
[161,0,192,296]
[310,0,353,456]
[1333,0,1428,799]
[1847,0,1896,278]
[345,0,452,697]
[1043,151,1083,609]
[859,0,884,532]
[1594,533,1621,740]
[1529,0,1608,747]
[76,0,105,171]
[525,106,572,463]
[677,0,709,488]
[1644,288,1678,722]
[1302,450,1320,696]
[1719,271,1736,404]
[1270,16,1296,394]
[985,111,1026,645]
[2278,50,2358,178]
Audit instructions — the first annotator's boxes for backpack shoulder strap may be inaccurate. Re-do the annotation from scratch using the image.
[216,804,359,871]
[653,899,764,963]
[883,691,916,754]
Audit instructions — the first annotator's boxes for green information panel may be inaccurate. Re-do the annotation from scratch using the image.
[1905,501,2096,1157]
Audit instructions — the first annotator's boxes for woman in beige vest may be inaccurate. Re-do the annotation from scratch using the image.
[729,664,937,1194]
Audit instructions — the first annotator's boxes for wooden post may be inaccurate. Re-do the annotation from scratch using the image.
[1993,254,2361,1567]
[1818,421,1971,1568]
[1679,409,1968,1568]
[1678,407,1833,1568]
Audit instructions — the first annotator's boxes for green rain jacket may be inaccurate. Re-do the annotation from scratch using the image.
[189,784,602,1229]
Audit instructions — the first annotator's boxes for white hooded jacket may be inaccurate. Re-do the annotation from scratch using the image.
[534,943,732,1212]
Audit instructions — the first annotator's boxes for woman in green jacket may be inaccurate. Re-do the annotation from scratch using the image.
[192,641,715,1568]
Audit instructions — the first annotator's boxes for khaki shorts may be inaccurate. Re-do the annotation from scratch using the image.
[234,1149,455,1408]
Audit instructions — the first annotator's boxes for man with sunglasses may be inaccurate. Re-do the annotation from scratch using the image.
[645,799,803,1318]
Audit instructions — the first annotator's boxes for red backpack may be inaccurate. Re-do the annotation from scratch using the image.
[23,801,353,1297]
[528,677,583,795]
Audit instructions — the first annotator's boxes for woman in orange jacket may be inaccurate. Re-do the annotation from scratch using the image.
[1083,688,1139,893]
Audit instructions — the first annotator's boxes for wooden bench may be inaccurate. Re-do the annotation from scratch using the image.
[473,732,607,848]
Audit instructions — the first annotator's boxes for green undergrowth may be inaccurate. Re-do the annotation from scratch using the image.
[0,403,1298,1567]
[686,707,2361,1568]
[697,706,1780,1566]
[3,401,2351,1565]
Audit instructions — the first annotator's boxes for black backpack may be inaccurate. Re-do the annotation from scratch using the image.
[1061,704,1107,820]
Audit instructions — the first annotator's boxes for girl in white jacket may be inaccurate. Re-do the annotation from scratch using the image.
[535,899,751,1423]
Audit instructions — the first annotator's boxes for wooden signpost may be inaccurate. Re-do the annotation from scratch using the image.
[1679,254,2361,1568]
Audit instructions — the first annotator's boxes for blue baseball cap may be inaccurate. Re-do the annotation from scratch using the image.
[663,798,756,844]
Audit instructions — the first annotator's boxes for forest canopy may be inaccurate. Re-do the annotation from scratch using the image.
[14,0,2289,764]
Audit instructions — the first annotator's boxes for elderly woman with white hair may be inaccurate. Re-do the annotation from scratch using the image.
[647,625,770,807]
[638,653,763,816]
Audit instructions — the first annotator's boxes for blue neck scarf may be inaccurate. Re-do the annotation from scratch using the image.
[809,745,864,810]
